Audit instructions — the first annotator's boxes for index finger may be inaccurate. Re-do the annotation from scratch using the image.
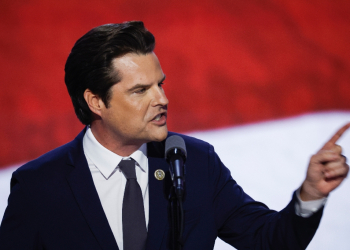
[321,122,350,150]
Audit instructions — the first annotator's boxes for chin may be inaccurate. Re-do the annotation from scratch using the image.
[151,127,168,142]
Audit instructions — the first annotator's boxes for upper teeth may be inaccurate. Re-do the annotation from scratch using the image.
[155,114,161,121]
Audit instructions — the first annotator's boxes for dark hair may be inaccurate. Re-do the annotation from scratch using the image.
[64,21,155,125]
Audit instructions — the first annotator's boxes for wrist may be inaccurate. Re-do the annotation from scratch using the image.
[300,182,328,201]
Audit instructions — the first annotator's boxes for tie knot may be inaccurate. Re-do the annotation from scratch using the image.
[119,159,137,179]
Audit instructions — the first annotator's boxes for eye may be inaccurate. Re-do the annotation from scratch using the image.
[135,88,146,94]
[158,82,164,88]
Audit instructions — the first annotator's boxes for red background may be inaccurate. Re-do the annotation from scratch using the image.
[1,0,350,167]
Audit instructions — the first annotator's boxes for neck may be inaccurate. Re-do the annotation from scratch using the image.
[89,122,143,157]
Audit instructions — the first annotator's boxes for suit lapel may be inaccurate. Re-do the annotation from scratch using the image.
[65,129,119,250]
[146,141,172,250]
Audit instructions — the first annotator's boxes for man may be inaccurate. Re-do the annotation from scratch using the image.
[0,21,348,250]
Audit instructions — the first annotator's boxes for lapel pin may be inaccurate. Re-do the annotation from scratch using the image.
[154,169,165,180]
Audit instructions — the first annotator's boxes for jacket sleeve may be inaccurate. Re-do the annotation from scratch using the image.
[0,170,42,250]
[208,144,323,250]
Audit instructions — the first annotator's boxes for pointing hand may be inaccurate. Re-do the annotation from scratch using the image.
[300,123,350,201]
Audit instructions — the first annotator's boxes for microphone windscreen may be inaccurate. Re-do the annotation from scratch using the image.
[165,135,187,159]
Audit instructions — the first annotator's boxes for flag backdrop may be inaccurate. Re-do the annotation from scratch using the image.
[1,1,350,249]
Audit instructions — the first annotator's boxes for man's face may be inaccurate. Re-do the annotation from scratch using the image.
[97,52,168,146]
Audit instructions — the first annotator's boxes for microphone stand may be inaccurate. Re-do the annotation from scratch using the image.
[165,136,186,250]
[169,186,177,250]
[169,186,184,250]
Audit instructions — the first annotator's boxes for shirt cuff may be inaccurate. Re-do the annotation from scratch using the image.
[294,187,327,218]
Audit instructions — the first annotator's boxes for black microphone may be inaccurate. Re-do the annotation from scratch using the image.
[165,135,187,199]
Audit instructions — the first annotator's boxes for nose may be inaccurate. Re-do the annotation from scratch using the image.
[152,85,169,107]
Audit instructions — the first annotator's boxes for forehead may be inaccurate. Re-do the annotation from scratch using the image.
[111,52,164,83]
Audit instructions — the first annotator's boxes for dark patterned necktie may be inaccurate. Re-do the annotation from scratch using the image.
[119,159,147,250]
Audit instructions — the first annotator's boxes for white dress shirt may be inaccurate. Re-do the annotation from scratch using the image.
[83,127,149,250]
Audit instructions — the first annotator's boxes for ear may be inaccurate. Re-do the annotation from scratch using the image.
[83,89,105,117]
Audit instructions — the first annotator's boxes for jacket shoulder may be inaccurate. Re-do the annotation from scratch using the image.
[14,142,70,178]
[14,129,85,178]
[167,131,212,155]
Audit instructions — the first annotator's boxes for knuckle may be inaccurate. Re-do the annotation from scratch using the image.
[335,144,342,153]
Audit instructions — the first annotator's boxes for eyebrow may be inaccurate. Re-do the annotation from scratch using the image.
[128,75,166,92]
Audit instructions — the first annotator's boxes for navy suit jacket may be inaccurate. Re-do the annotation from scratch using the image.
[0,129,323,249]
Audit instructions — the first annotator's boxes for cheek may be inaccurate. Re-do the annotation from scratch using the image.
[131,98,147,111]
[130,100,152,120]
[111,96,151,124]
[133,101,144,112]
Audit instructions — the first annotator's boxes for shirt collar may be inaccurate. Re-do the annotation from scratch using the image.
[83,126,147,179]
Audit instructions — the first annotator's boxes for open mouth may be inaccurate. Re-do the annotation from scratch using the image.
[154,114,162,121]
[152,112,167,123]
